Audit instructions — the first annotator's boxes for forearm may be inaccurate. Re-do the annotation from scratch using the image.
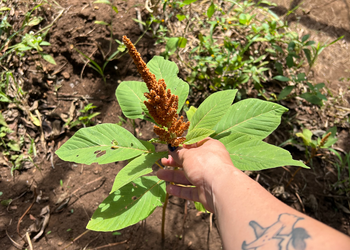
[212,167,350,250]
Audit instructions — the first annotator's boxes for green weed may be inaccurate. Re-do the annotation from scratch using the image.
[65,103,100,129]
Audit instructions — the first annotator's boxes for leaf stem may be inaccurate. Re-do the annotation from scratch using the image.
[155,161,164,169]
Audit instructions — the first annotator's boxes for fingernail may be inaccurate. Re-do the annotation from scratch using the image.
[168,144,178,152]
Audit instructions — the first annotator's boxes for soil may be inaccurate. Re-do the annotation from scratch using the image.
[0,0,349,249]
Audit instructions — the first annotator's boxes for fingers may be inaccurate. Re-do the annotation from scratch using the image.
[166,184,200,203]
[161,155,182,167]
[157,169,192,185]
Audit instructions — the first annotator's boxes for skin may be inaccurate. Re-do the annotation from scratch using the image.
[157,138,350,250]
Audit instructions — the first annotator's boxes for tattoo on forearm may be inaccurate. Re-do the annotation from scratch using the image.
[242,213,310,250]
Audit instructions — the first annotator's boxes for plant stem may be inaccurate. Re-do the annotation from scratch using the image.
[161,192,169,247]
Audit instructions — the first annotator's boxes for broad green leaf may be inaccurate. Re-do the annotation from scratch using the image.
[147,56,189,112]
[111,151,167,193]
[186,106,197,121]
[189,90,237,132]
[278,86,294,100]
[41,54,56,65]
[213,99,288,140]
[207,2,215,18]
[116,81,148,119]
[87,176,166,231]
[273,75,290,82]
[194,202,209,213]
[139,140,155,152]
[165,37,179,55]
[220,133,308,171]
[184,128,214,145]
[56,124,148,165]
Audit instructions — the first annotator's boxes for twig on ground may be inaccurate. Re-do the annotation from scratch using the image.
[6,228,23,249]
[92,240,128,250]
[17,188,37,238]
[62,230,90,249]
[295,192,305,213]
[26,232,33,250]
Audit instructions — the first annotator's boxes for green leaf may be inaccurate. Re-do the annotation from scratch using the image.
[321,127,338,148]
[165,37,179,55]
[273,75,290,82]
[116,81,148,119]
[194,202,208,213]
[0,7,11,11]
[112,6,118,14]
[178,37,187,48]
[184,128,214,145]
[176,14,186,21]
[41,54,56,65]
[39,41,51,46]
[207,2,215,18]
[94,20,110,26]
[87,176,166,231]
[147,56,189,112]
[186,106,197,121]
[300,93,323,106]
[56,124,148,165]
[301,34,310,43]
[183,0,198,4]
[94,0,111,4]
[220,133,308,171]
[8,140,20,152]
[27,17,43,26]
[213,99,288,140]
[0,112,8,127]
[278,86,294,100]
[0,91,11,102]
[296,129,312,146]
[189,90,237,132]
[111,151,168,193]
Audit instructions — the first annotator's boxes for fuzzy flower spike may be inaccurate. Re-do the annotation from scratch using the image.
[122,36,190,147]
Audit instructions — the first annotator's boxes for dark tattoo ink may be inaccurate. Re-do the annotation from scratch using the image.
[242,213,310,250]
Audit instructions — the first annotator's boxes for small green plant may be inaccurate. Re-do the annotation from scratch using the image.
[9,31,56,65]
[0,2,57,65]
[141,0,342,103]
[56,38,307,236]
[65,103,100,129]
[328,149,350,191]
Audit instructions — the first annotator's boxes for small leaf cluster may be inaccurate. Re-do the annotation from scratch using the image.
[0,2,56,65]
[56,54,307,233]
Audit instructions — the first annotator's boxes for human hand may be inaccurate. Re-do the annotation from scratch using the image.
[157,138,235,213]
